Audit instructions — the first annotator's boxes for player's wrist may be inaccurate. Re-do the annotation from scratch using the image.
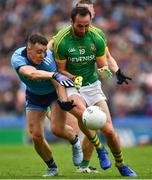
[101,65,108,69]
[52,71,58,79]
[70,76,75,81]
[115,68,121,75]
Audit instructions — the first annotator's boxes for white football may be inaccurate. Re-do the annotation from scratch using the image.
[82,106,107,130]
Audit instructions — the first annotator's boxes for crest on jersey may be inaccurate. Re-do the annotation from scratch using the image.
[90,44,96,51]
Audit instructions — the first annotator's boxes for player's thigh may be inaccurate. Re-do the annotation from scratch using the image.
[95,100,116,135]
[66,112,80,134]
[68,94,86,119]
[50,101,67,128]
[26,109,46,135]
[95,100,112,124]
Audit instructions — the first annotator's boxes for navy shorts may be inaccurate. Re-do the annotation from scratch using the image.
[25,90,58,111]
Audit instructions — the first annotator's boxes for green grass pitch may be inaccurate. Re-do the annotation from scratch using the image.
[0,143,151,179]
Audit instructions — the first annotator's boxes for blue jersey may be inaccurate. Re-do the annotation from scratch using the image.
[11,47,56,95]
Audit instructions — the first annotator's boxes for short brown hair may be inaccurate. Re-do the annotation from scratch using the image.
[28,33,48,46]
[71,7,92,22]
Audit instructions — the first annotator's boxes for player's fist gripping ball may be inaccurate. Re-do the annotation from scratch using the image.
[82,106,107,130]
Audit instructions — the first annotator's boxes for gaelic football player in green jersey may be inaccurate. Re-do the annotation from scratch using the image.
[75,0,135,175]
[48,0,133,175]
[52,6,136,177]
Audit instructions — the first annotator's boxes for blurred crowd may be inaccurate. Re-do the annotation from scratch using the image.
[0,0,151,117]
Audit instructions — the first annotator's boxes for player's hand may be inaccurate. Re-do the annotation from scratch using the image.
[116,68,132,85]
[52,72,74,88]
[74,76,83,90]
[57,99,76,111]
[98,66,113,79]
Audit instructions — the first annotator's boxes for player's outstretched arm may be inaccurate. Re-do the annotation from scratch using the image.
[18,65,74,88]
[106,48,132,84]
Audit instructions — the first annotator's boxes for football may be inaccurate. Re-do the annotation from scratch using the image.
[82,105,107,130]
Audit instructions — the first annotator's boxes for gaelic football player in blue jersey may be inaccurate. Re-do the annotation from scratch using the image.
[11,33,83,177]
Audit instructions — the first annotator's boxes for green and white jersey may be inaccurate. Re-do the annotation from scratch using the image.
[53,25,106,86]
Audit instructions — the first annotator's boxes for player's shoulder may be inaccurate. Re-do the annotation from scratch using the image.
[46,48,53,56]
[11,47,28,69]
[89,26,107,45]
[11,47,27,63]
[89,25,105,37]
[53,26,71,46]
[56,25,71,35]
[12,47,26,57]
[45,49,55,62]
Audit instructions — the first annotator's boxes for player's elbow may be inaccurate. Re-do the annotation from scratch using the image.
[27,72,39,80]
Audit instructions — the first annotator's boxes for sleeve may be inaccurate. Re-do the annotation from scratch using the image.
[53,39,67,62]
[95,27,108,46]
[11,52,27,71]
[95,34,106,58]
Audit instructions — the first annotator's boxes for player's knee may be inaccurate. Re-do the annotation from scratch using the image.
[51,124,63,137]
[31,132,44,142]
[101,123,116,138]
[73,108,87,125]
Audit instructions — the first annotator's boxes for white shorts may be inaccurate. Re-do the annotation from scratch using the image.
[66,80,107,106]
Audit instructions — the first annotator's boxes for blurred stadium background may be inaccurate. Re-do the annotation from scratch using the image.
[0,0,152,147]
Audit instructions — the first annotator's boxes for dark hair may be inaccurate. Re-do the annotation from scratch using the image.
[76,0,93,6]
[71,7,92,22]
[28,33,48,46]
